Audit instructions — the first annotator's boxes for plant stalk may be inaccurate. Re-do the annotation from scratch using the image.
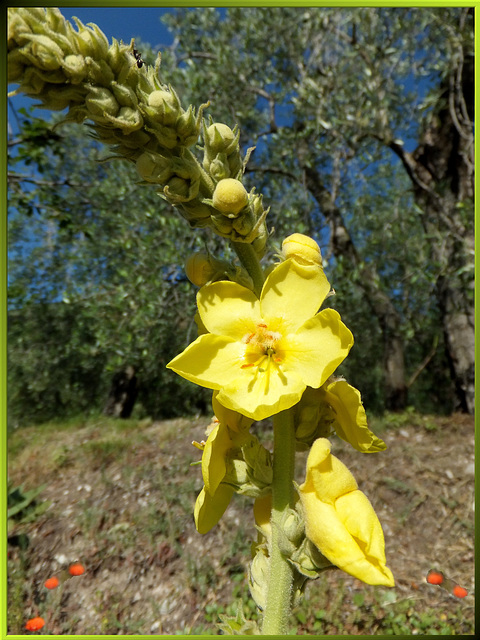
[261,408,296,635]
[231,240,265,297]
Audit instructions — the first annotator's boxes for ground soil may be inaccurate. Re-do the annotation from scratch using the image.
[7,412,475,634]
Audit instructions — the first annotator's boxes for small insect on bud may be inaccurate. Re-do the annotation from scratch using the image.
[282,233,323,267]
[131,40,144,68]
[212,178,248,217]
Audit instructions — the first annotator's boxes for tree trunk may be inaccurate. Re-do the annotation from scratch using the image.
[302,166,408,410]
[388,45,474,413]
[104,365,139,418]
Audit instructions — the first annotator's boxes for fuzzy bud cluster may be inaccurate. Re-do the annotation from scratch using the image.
[8,7,271,252]
[203,121,243,181]
[8,7,206,162]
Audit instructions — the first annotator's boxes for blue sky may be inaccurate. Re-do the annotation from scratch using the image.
[62,7,175,49]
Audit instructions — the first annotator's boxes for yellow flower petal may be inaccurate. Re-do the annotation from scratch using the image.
[325,380,386,452]
[217,367,306,421]
[212,391,253,433]
[299,438,394,587]
[198,281,261,339]
[260,259,331,334]
[286,310,354,390]
[167,334,244,389]
[202,422,233,495]
[194,484,235,534]
[303,438,358,503]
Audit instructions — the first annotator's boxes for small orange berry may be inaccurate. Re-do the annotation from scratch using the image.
[25,616,45,631]
[426,570,444,585]
[44,576,59,589]
[452,585,468,598]
[68,563,85,576]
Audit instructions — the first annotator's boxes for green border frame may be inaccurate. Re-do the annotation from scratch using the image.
[2,1,478,639]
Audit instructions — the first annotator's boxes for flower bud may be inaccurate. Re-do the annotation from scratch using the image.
[147,88,182,126]
[27,33,63,70]
[212,178,248,217]
[210,211,234,236]
[111,81,138,108]
[248,548,269,611]
[185,253,216,287]
[85,86,119,118]
[205,122,237,153]
[282,233,323,267]
[104,106,143,132]
[62,54,87,83]
[136,151,174,183]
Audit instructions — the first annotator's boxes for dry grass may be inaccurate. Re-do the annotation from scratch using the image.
[8,411,475,634]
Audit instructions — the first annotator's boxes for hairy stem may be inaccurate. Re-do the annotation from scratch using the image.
[231,240,265,297]
[261,408,296,635]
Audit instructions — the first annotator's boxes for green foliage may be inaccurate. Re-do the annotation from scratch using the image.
[8,111,213,424]
[7,481,50,549]
[8,7,472,423]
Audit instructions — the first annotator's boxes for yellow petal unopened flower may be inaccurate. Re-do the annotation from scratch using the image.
[212,178,248,216]
[298,438,394,587]
[282,233,323,267]
[185,252,215,287]
[324,379,386,452]
[167,259,353,420]
[194,394,252,533]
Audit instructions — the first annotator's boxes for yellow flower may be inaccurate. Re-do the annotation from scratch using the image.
[194,394,252,534]
[298,438,394,587]
[324,379,386,452]
[167,259,353,420]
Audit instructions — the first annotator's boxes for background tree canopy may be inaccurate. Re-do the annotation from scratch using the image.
[7,6,474,426]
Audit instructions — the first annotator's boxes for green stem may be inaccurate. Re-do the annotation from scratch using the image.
[231,240,265,297]
[261,408,296,635]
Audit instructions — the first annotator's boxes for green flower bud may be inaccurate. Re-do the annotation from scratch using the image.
[163,173,200,204]
[103,106,144,132]
[210,211,233,236]
[280,507,305,546]
[232,208,256,236]
[84,57,115,86]
[175,103,206,147]
[110,81,138,108]
[74,18,109,60]
[212,178,248,217]
[145,123,179,150]
[24,33,63,71]
[180,200,215,226]
[204,122,237,155]
[147,88,182,126]
[209,155,230,181]
[248,549,269,612]
[85,86,119,118]
[252,223,268,258]
[62,54,88,84]
[136,151,174,183]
